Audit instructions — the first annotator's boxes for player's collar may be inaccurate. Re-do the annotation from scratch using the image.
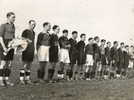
[6,21,13,24]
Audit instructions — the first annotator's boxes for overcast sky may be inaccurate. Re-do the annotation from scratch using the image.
[0,0,134,44]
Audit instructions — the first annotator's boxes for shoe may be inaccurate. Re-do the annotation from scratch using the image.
[26,80,33,85]
[0,80,5,87]
[104,75,108,80]
[5,80,14,86]
[86,78,91,81]
[116,74,121,79]
[19,80,26,85]
[57,74,64,79]
[38,79,45,84]
[48,80,54,83]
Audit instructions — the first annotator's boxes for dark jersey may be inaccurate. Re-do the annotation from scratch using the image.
[85,44,93,55]
[77,40,86,65]
[0,23,15,39]
[22,29,35,62]
[50,33,58,47]
[93,43,100,61]
[100,45,105,55]
[100,45,106,65]
[105,47,111,64]
[69,38,78,54]
[69,38,78,64]
[59,36,69,49]
[0,23,15,61]
[124,51,130,68]
[118,48,125,65]
[36,32,50,51]
[110,47,119,62]
[49,33,59,63]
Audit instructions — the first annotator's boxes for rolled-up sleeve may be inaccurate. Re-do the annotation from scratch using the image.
[0,24,5,37]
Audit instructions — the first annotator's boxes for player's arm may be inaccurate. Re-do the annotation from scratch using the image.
[0,24,7,51]
[65,40,71,48]
[36,33,42,51]
[59,37,66,48]
[0,37,7,51]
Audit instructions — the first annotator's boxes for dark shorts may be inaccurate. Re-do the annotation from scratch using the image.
[0,39,14,61]
[49,46,58,63]
[77,54,86,65]
[22,51,34,62]
[22,46,34,62]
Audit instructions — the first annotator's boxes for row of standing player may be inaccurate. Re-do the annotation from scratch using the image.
[35,22,133,83]
[0,12,133,86]
[13,20,134,85]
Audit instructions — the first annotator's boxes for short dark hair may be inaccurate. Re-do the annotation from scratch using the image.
[107,41,111,44]
[101,39,106,42]
[43,22,50,27]
[29,20,35,24]
[80,33,86,38]
[94,36,99,41]
[72,31,78,35]
[125,45,129,48]
[113,41,118,45]
[131,45,134,48]
[52,25,59,30]
[6,12,15,18]
[120,42,124,45]
[63,29,68,33]
[88,37,93,41]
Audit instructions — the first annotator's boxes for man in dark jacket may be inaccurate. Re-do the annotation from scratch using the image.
[110,41,119,79]
[105,41,111,79]
[117,42,125,79]
[92,36,100,79]
[76,34,86,80]
[122,45,130,78]
[69,31,78,80]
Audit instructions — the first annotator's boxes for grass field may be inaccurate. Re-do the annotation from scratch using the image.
[0,55,134,100]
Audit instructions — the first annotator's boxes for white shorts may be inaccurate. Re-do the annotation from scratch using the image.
[37,45,49,62]
[59,48,70,64]
[128,60,134,68]
[86,54,94,66]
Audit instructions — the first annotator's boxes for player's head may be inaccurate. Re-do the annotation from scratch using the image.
[88,37,93,43]
[101,39,106,45]
[7,12,15,23]
[125,45,129,51]
[80,33,86,41]
[43,22,51,32]
[63,29,68,37]
[53,25,60,34]
[106,41,111,48]
[120,42,125,48]
[130,45,134,49]
[72,31,78,39]
[113,41,118,48]
[28,20,36,30]
[94,36,100,43]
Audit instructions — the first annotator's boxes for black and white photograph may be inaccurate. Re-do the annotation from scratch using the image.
[0,0,134,100]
